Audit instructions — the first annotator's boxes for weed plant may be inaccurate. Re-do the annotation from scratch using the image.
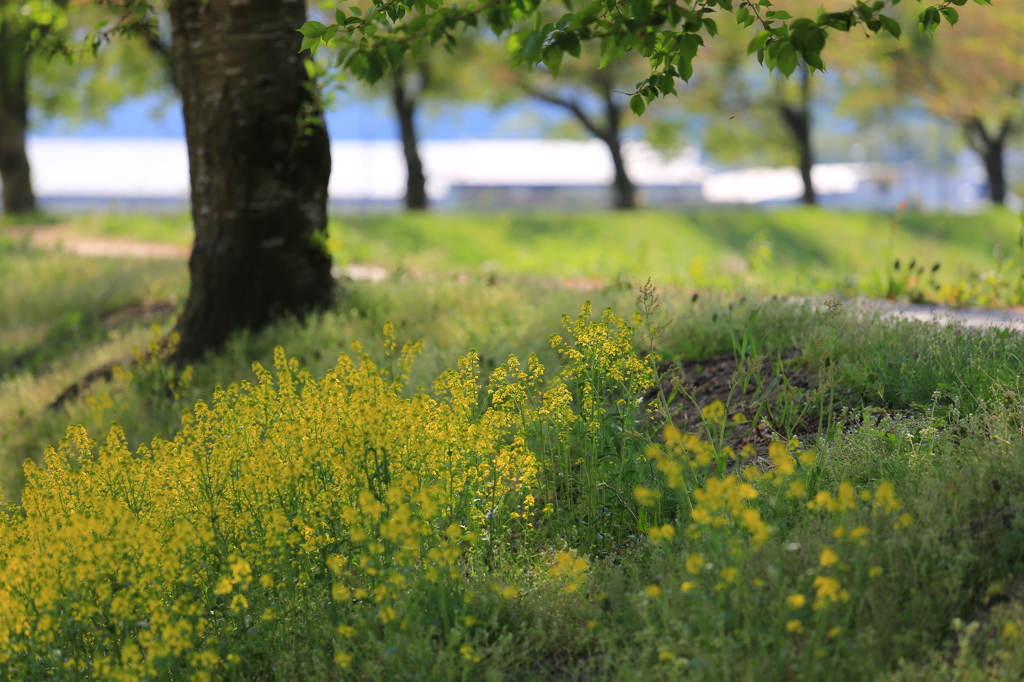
[2,288,1024,680]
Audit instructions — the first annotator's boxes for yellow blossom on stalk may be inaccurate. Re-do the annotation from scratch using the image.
[691,507,712,524]
[769,441,796,476]
[685,554,705,574]
[634,486,661,507]
[645,585,662,598]
[850,526,870,540]
[334,651,354,668]
[869,566,884,578]
[828,626,843,639]
[648,524,675,544]
[681,581,696,593]
[812,576,842,608]
[658,650,675,661]
[720,567,739,584]
[788,480,807,499]
[337,625,357,638]
[798,450,817,468]
[787,594,806,609]
[786,619,805,633]
[743,465,763,481]
[819,547,839,567]
[895,513,914,529]
[501,585,520,599]
[701,400,727,425]
[836,483,857,511]
[874,481,902,513]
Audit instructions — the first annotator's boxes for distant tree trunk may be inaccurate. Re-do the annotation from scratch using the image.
[964,116,1012,205]
[392,67,427,210]
[168,0,334,363]
[779,62,816,206]
[599,79,635,211]
[524,76,636,210]
[0,25,36,215]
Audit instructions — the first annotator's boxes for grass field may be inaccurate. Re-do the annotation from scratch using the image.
[2,211,1024,680]
[34,206,1024,297]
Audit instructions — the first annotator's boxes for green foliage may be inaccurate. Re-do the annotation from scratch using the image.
[302,0,988,110]
[4,285,1024,679]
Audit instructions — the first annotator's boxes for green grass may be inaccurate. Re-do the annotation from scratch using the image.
[3,211,1024,679]
[331,208,1023,294]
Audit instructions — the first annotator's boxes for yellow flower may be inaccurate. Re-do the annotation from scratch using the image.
[819,547,839,567]
[645,584,662,598]
[685,554,704,574]
[798,450,817,468]
[827,626,843,639]
[769,441,796,476]
[787,594,806,609]
[681,581,696,593]
[720,567,738,584]
[586,620,597,629]
[336,625,357,638]
[812,576,841,607]
[786,619,804,633]
[500,585,519,600]
[850,525,870,540]
[634,486,661,507]
[658,650,675,661]
[691,507,712,524]
[868,566,884,578]
[334,651,354,668]
[894,513,914,529]
[787,480,807,499]
[701,400,727,425]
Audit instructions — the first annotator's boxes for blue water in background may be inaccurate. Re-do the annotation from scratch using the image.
[32,93,570,140]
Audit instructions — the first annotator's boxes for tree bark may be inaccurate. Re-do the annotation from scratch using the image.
[524,78,636,210]
[168,0,334,364]
[779,62,816,206]
[0,25,37,215]
[392,68,427,210]
[964,117,1012,205]
[599,79,635,210]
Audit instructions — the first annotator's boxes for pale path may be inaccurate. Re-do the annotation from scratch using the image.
[844,298,1024,333]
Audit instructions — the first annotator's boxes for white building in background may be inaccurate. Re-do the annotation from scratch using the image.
[10,137,999,212]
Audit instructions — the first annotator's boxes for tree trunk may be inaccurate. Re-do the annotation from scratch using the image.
[392,70,427,210]
[599,80,635,210]
[779,62,816,206]
[168,0,334,364]
[0,25,37,215]
[964,117,1011,205]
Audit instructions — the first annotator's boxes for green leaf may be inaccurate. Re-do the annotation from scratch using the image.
[940,6,959,25]
[522,31,544,65]
[299,35,319,54]
[776,43,798,77]
[702,17,718,37]
[766,10,792,19]
[630,94,646,116]
[747,30,772,55]
[877,14,901,38]
[543,46,564,78]
[298,20,328,39]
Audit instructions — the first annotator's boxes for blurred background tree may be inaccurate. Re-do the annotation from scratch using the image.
[884,1,1024,205]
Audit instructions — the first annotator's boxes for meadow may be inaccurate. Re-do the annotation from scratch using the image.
[1,209,1024,680]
